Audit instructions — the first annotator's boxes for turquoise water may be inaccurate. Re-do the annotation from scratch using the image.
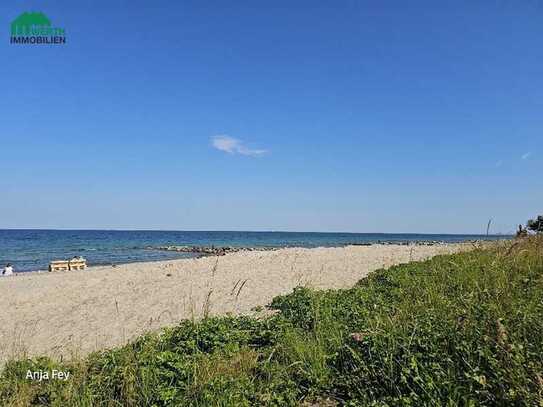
[0,230,509,272]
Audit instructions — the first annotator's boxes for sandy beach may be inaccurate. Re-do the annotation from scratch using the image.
[0,244,466,363]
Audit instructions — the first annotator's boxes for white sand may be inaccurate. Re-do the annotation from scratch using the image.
[0,244,465,362]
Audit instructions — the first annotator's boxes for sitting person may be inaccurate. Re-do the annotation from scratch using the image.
[2,263,13,276]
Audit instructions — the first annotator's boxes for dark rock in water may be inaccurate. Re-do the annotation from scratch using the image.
[148,245,278,256]
[146,240,454,256]
[348,240,448,247]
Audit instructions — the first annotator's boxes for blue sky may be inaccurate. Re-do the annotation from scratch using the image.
[1,1,541,234]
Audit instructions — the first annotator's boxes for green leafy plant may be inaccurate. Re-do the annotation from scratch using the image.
[527,215,543,233]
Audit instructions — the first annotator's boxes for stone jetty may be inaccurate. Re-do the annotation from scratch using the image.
[148,245,278,256]
[147,241,456,257]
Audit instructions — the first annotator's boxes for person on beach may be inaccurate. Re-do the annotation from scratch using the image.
[2,263,13,276]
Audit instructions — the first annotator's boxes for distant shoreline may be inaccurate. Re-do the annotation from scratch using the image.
[0,228,515,234]
[1,238,511,274]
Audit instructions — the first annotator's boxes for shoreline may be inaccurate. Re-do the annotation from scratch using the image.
[0,243,469,363]
[3,240,484,275]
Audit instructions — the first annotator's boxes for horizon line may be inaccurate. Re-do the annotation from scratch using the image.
[0,228,512,236]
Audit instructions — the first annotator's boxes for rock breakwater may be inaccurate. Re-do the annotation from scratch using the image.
[148,246,278,256]
[147,241,458,257]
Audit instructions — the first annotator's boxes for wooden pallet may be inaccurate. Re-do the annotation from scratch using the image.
[49,258,87,272]
[49,260,69,272]
[69,259,87,270]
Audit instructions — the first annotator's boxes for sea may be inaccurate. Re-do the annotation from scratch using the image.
[0,229,510,273]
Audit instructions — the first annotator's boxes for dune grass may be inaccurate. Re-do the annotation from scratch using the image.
[1,237,542,406]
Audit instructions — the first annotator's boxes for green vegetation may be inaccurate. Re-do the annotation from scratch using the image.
[518,214,543,237]
[527,215,543,233]
[1,237,542,406]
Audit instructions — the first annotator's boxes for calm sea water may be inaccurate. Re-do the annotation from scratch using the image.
[0,230,510,273]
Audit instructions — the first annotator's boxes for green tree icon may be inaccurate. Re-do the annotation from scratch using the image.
[11,12,51,36]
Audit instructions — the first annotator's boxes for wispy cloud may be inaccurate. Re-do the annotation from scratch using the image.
[521,152,531,160]
[211,135,267,157]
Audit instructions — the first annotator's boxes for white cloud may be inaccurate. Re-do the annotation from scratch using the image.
[521,152,531,160]
[211,135,267,157]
